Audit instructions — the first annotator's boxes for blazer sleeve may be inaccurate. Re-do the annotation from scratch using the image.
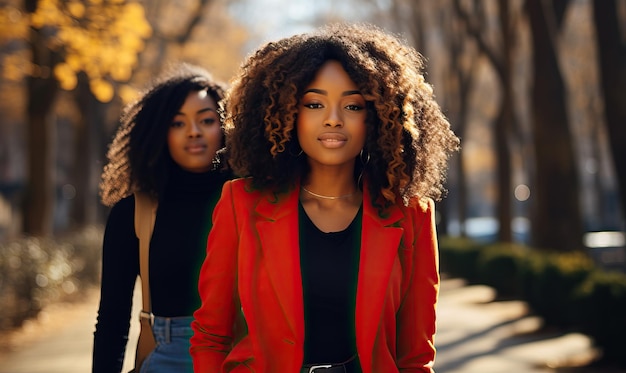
[397,198,439,372]
[191,180,239,370]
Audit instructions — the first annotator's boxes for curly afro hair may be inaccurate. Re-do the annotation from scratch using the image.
[225,23,459,207]
[100,63,227,207]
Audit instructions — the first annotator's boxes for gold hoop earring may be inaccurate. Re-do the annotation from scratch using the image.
[360,148,370,166]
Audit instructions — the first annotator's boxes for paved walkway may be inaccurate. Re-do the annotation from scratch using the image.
[0,278,600,372]
[0,280,141,373]
[434,278,597,372]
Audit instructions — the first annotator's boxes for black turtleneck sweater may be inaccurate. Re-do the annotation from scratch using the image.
[92,166,232,373]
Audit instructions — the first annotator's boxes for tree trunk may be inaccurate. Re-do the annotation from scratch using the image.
[494,96,513,242]
[494,0,514,242]
[22,1,60,236]
[70,72,107,228]
[592,0,626,225]
[452,0,516,242]
[526,0,583,251]
[446,1,473,238]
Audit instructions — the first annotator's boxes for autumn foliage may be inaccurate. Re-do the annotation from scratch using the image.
[1,0,152,102]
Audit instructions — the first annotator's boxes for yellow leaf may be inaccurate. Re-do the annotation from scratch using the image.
[67,2,85,19]
[32,0,66,28]
[121,3,152,37]
[90,78,114,103]
[65,54,83,70]
[30,11,45,28]
[54,63,77,90]
[118,84,139,105]
[2,54,27,81]
[0,7,29,40]
[110,64,132,82]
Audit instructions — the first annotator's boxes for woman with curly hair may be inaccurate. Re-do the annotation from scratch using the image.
[93,63,233,373]
[191,23,459,373]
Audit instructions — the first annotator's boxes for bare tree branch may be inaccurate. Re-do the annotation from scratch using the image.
[453,0,504,78]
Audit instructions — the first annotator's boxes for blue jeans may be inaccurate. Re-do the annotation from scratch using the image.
[139,316,194,373]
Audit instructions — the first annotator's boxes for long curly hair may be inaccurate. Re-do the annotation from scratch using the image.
[225,23,459,206]
[100,63,227,207]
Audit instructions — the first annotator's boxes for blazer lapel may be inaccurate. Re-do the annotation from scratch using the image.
[355,186,404,370]
[255,187,304,339]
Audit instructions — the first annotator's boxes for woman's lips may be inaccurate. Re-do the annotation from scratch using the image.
[186,144,207,154]
[318,133,347,148]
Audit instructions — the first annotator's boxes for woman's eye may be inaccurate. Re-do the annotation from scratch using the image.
[201,117,217,125]
[170,120,184,128]
[345,104,363,111]
[304,103,323,109]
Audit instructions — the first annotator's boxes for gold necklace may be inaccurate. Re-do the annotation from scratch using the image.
[301,186,355,200]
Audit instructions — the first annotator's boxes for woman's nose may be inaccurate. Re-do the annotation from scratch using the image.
[324,107,343,127]
[188,121,202,137]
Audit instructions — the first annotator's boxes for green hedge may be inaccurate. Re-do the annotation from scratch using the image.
[575,271,626,364]
[476,243,529,298]
[439,235,626,366]
[0,226,103,330]
[521,251,595,328]
[438,236,483,283]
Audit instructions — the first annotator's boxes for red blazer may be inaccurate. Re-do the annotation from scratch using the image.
[191,178,439,372]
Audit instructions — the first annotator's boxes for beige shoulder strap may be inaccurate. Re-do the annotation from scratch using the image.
[134,192,157,316]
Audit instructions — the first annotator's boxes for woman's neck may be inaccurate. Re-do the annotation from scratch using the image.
[302,167,358,198]
[299,168,362,231]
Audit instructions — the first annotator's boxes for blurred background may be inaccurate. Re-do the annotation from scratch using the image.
[1,0,625,369]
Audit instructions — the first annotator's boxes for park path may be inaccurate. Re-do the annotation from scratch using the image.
[0,278,600,373]
[0,280,141,373]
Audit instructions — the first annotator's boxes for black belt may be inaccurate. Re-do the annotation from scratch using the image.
[301,354,359,373]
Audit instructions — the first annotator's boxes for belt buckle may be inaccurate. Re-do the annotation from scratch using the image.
[308,364,332,373]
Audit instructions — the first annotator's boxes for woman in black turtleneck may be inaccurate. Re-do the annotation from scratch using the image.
[93,63,233,373]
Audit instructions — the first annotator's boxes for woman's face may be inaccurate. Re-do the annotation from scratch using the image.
[167,90,222,173]
[296,60,367,170]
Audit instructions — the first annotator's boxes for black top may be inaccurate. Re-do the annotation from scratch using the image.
[299,202,362,364]
[92,165,231,373]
